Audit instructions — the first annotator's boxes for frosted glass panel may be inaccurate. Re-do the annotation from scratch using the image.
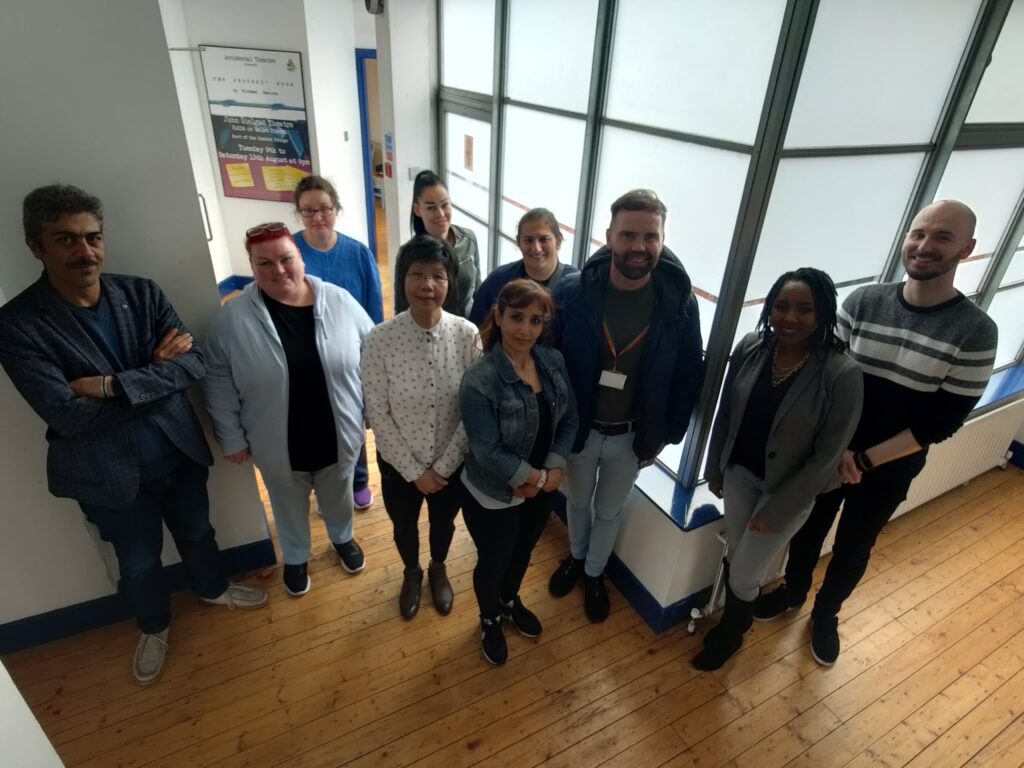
[591,127,751,304]
[499,237,520,268]
[444,113,491,223]
[500,106,585,262]
[606,0,786,145]
[750,154,925,302]
[450,207,488,277]
[786,0,979,147]
[953,256,990,296]
[934,148,1024,257]
[507,0,598,114]
[987,287,1024,368]
[441,0,495,94]
[967,0,1024,123]
[1001,249,1024,287]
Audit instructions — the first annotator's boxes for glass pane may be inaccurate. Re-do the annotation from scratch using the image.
[967,0,1024,123]
[500,106,585,263]
[934,148,1024,256]
[785,0,980,148]
[605,0,786,145]
[441,0,495,94]
[1001,248,1024,288]
[450,207,488,277]
[750,153,925,302]
[590,127,751,307]
[499,236,519,267]
[444,112,491,223]
[953,255,991,295]
[506,0,598,114]
[987,286,1024,368]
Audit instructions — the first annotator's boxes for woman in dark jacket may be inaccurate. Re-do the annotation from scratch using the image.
[694,267,863,671]
[459,279,578,665]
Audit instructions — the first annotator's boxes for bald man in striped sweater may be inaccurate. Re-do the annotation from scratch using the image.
[753,200,998,666]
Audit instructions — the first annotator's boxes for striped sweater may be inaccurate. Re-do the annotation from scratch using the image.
[838,283,997,458]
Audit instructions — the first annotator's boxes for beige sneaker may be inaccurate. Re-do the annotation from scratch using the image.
[201,583,269,610]
[133,628,169,685]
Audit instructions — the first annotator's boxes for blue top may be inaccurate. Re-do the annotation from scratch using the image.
[468,259,579,326]
[292,231,384,323]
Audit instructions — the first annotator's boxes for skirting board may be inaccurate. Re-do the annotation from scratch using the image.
[0,538,276,655]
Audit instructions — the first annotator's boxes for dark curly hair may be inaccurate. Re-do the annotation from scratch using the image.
[23,184,103,250]
[756,267,845,352]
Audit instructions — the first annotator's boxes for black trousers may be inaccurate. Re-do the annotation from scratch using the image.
[784,457,924,619]
[377,455,461,570]
[461,488,554,619]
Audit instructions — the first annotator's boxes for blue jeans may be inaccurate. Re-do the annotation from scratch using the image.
[80,458,228,634]
[264,463,355,565]
[565,429,640,577]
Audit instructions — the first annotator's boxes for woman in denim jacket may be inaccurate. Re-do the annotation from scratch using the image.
[459,280,578,665]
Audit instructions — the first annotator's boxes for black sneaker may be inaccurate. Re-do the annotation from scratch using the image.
[810,613,840,666]
[480,615,508,665]
[584,574,610,623]
[334,539,365,573]
[283,562,311,596]
[500,596,542,638]
[549,556,584,597]
[752,584,804,621]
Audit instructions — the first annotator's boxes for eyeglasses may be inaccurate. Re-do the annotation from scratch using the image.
[244,221,289,247]
[298,206,337,219]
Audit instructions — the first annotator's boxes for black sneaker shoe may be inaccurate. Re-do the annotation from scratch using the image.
[283,562,311,596]
[584,573,610,623]
[480,615,508,665]
[752,584,804,621]
[334,539,365,573]
[549,555,584,597]
[500,596,542,638]
[810,613,840,666]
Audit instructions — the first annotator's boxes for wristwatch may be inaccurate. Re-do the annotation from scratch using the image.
[537,469,548,488]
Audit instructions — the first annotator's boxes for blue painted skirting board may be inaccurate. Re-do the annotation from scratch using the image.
[0,537,276,655]
[1011,440,1024,470]
[217,274,253,297]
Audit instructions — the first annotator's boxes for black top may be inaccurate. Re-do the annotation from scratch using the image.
[262,291,337,472]
[594,280,655,423]
[728,355,798,479]
[527,390,553,469]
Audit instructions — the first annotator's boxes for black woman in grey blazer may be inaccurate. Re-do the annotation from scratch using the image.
[693,268,863,671]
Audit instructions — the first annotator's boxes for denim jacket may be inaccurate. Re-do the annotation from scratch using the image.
[460,343,578,503]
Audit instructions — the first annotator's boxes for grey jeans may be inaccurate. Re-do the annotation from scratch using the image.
[723,463,815,601]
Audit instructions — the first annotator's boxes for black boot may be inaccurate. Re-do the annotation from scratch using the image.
[691,582,755,671]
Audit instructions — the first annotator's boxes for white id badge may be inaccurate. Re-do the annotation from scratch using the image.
[599,369,627,390]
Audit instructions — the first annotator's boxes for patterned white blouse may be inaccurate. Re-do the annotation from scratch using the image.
[361,310,481,482]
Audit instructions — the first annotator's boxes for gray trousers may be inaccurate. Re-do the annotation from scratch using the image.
[723,463,815,601]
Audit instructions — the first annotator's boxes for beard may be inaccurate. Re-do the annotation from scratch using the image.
[902,249,960,282]
[612,249,656,280]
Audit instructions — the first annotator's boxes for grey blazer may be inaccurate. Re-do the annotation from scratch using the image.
[705,332,863,529]
[0,273,212,508]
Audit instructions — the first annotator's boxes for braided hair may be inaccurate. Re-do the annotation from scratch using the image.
[755,267,845,352]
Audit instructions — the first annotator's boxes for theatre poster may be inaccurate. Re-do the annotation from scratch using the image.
[199,45,312,201]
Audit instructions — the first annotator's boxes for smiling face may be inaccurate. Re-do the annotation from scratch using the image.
[250,236,306,302]
[495,298,548,355]
[296,189,338,235]
[30,212,105,301]
[770,279,818,350]
[607,209,664,283]
[412,184,452,240]
[404,257,450,316]
[517,219,561,280]
[901,201,976,285]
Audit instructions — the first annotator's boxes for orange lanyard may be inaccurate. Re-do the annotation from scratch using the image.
[602,322,648,371]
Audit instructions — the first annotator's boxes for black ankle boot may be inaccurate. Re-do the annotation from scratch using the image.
[692,582,755,671]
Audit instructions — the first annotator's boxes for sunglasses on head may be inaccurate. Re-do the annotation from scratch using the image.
[245,221,289,246]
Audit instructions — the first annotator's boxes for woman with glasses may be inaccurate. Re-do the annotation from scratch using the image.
[395,170,480,318]
[292,174,383,511]
[204,223,374,597]
[469,208,578,326]
[361,236,480,620]
[459,280,578,665]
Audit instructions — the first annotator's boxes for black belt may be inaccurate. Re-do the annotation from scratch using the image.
[593,421,635,436]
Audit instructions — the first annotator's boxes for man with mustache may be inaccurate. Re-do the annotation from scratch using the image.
[0,184,267,685]
[549,189,704,622]
[754,199,998,666]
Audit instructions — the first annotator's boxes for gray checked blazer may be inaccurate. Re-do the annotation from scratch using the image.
[705,332,863,530]
[0,273,213,508]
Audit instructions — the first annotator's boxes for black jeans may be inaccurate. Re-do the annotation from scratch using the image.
[784,457,924,619]
[461,488,554,618]
[378,455,461,570]
[80,458,228,634]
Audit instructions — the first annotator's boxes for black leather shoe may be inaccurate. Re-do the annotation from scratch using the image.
[549,555,584,597]
[584,573,610,623]
[427,561,454,615]
[399,566,423,620]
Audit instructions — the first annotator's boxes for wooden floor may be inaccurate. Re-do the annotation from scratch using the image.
[3,464,1024,767]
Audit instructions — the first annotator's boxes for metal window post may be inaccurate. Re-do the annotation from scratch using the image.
[486,0,510,275]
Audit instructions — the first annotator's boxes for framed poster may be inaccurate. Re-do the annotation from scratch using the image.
[199,45,312,201]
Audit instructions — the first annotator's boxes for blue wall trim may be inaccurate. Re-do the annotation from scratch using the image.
[1011,440,1024,470]
[217,274,253,297]
[355,48,378,261]
[0,537,276,655]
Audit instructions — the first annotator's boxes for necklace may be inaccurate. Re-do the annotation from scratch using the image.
[771,346,809,387]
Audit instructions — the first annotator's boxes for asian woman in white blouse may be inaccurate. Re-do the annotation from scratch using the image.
[361,235,481,620]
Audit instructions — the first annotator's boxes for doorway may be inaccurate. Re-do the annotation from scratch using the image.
[356,48,385,262]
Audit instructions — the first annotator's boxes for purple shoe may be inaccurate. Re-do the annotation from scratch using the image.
[354,487,373,510]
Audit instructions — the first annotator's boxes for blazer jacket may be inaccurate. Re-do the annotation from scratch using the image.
[705,332,863,529]
[0,273,212,508]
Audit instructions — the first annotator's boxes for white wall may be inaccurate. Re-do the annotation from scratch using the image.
[0,0,269,625]
[352,1,378,48]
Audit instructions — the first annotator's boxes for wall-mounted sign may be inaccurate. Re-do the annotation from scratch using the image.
[199,45,312,201]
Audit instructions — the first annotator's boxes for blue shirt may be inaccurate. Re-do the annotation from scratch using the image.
[292,231,384,323]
